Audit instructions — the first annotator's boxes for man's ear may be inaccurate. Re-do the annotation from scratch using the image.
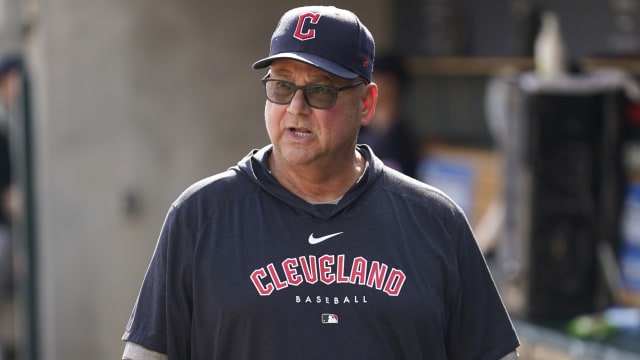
[360,83,378,127]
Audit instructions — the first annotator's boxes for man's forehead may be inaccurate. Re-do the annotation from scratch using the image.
[270,59,342,82]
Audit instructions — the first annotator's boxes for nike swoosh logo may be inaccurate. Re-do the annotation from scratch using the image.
[308,232,344,245]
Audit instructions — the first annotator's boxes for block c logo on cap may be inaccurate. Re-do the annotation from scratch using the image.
[293,12,321,41]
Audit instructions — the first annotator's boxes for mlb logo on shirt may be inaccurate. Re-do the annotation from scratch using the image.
[321,314,339,324]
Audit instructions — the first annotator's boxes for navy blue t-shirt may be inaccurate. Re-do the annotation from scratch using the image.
[123,145,519,359]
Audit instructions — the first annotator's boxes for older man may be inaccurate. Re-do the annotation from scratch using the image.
[122,6,520,359]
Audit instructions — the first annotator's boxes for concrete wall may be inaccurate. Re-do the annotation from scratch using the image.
[24,0,390,358]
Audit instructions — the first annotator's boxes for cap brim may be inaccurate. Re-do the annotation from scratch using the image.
[252,52,359,80]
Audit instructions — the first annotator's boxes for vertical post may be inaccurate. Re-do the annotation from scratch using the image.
[20,69,37,360]
[9,66,38,360]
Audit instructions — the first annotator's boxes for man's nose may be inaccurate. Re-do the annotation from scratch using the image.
[287,88,310,113]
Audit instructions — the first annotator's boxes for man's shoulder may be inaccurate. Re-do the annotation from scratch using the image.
[174,167,253,207]
[380,166,464,216]
[382,167,451,200]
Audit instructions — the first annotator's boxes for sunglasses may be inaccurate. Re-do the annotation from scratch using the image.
[261,74,366,110]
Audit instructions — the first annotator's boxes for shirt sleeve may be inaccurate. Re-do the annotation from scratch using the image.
[122,204,195,357]
[446,210,520,359]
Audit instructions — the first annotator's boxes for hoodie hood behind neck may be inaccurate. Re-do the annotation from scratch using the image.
[234,144,384,220]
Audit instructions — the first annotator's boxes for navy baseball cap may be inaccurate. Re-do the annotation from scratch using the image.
[253,6,375,83]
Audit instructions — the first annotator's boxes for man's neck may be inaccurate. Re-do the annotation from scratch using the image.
[269,150,366,203]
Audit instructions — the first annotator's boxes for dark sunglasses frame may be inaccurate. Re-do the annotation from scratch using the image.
[261,74,366,110]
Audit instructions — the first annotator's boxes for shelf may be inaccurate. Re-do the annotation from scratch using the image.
[405,57,640,76]
[405,57,534,76]
[581,58,640,75]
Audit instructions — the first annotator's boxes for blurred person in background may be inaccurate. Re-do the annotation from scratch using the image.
[122,6,519,359]
[0,54,21,360]
[357,53,419,178]
[0,98,9,360]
